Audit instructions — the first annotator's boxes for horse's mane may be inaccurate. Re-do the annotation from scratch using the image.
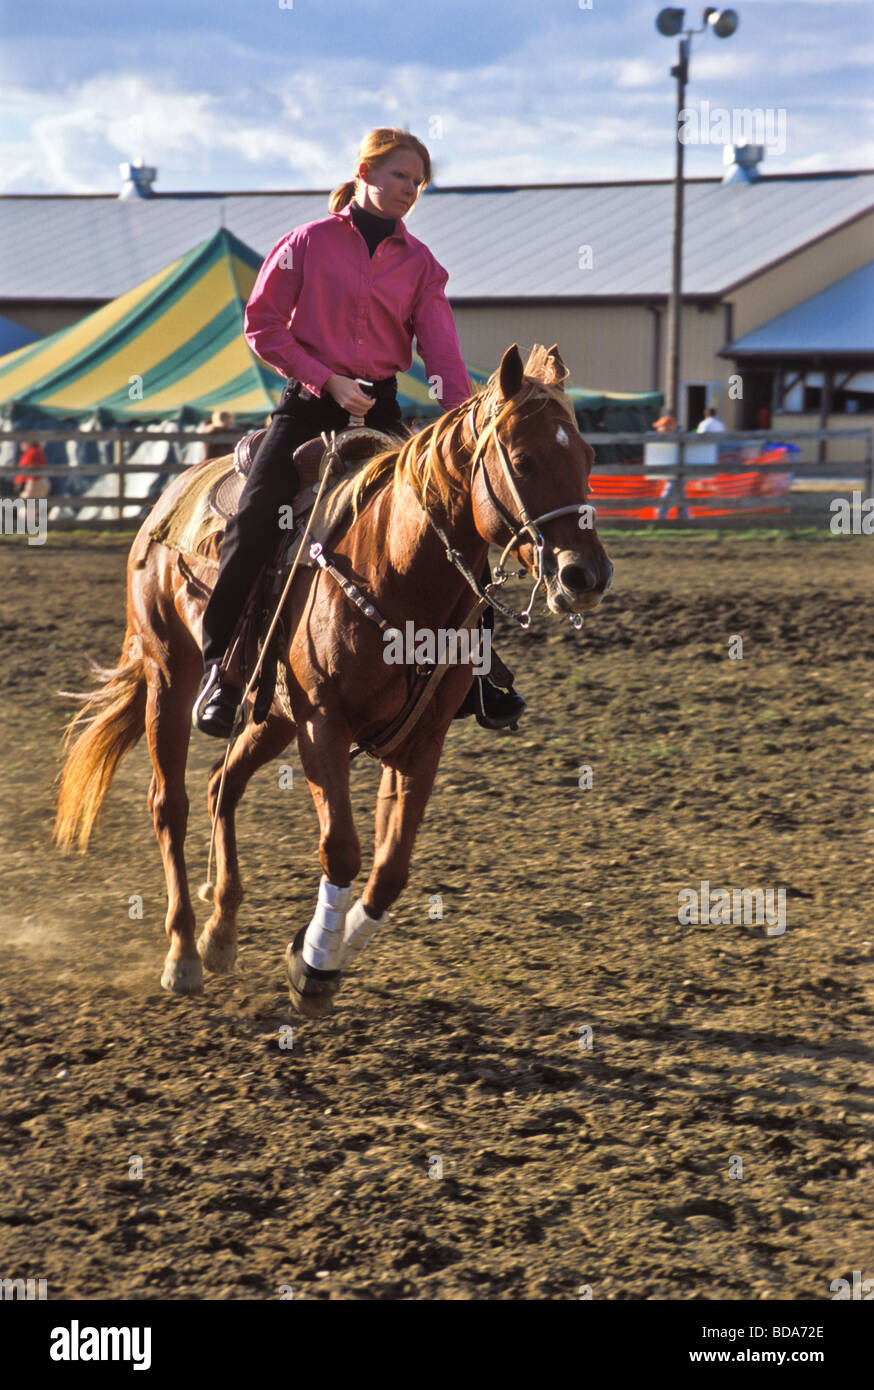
[352,344,577,517]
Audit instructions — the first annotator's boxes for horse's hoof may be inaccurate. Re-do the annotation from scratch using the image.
[197,931,237,974]
[285,931,342,1019]
[160,956,204,995]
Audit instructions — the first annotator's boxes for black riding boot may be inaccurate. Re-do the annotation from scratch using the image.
[457,676,527,730]
[192,664,242,738]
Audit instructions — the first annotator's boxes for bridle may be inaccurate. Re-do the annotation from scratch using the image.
[421,391,597,629]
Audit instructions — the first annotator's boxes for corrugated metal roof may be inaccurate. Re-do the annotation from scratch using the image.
[1,175,872,303]
[727,260,874,355]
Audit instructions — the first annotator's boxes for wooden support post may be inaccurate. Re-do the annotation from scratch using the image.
[114,436,125,523]
[818,370,833,467]
[675,434,687,521]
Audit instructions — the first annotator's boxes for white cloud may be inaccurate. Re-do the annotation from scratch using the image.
[615,58,665,89]
[0,6,871,194]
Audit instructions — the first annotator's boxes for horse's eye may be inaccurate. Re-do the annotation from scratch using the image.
[512,454,534,476]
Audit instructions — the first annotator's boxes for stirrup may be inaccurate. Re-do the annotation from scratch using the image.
[474,677,526,732]
[192,665,241,737]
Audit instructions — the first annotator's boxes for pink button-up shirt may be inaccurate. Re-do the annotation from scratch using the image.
[244,203,472,409]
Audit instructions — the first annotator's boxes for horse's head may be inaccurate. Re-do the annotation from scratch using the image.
[468,343,613,614]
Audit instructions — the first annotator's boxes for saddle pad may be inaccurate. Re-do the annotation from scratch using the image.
[148,453,238,562]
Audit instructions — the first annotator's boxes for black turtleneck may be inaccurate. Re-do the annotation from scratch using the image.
[349,199,396,258]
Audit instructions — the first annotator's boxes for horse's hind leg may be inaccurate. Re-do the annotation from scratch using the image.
[198,711,295,974]
[144,660,203,994]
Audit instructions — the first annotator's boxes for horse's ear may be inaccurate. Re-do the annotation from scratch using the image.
[545,344,569,388]
[498,344,525,401]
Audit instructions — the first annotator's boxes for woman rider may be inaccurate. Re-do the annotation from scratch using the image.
[193,127,526,737]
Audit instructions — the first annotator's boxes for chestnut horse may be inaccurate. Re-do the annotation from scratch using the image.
[54,344,613,1015]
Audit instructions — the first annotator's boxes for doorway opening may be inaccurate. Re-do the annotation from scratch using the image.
[684,383,708,431]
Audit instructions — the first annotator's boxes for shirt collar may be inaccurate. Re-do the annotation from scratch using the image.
[333,201,412,245]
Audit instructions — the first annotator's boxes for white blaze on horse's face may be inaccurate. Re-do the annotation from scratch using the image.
[555,424,570,449]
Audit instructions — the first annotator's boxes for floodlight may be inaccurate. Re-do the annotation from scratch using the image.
[656,8,685,37]
[707,8,739,37]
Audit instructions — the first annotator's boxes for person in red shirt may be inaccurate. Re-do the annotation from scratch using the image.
[194,127,525,737]
[15,440,50,498]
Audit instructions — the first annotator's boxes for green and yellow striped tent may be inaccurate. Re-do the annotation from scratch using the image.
[0,230,280,425]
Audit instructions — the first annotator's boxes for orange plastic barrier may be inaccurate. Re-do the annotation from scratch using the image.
[588,474,673,520]
[589,470,794,520]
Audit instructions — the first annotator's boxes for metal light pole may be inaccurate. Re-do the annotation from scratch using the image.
[666,32,689,425]
[656,8,740,424]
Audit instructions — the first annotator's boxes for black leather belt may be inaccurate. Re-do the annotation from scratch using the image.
[357,376,398,398]
[288,375,397,402]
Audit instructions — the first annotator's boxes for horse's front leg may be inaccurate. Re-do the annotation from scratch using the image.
[342,735,445,971]
[286,712,361,1017]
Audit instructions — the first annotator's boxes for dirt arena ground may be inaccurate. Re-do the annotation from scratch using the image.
[0,531,871,1300]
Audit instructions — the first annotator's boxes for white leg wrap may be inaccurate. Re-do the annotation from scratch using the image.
[342,898,386,964]
[302,877,353,971]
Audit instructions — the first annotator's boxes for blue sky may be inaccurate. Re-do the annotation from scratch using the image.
[1,0,871,192]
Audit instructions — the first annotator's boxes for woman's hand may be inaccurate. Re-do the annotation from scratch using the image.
[324,374,375,415]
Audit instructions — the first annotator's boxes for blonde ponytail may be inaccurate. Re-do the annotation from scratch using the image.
[328,179,357,213]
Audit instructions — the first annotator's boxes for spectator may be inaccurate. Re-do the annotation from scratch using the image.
[697,406,726,434]
[650,417,679,517]
[202,410,237,461]
[15,439,50,499]
[755,405,771,430]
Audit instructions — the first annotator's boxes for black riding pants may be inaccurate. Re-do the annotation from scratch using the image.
[201,377,405,668]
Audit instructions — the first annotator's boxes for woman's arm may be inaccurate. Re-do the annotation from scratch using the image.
[244,230,334,396]
[411,264,473,411]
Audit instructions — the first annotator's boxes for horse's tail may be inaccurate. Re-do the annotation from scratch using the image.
[54,634,148,853]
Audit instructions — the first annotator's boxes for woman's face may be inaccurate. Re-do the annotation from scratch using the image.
[357,149,426,218]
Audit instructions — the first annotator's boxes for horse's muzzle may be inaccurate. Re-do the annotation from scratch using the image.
[547,548,614,613]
